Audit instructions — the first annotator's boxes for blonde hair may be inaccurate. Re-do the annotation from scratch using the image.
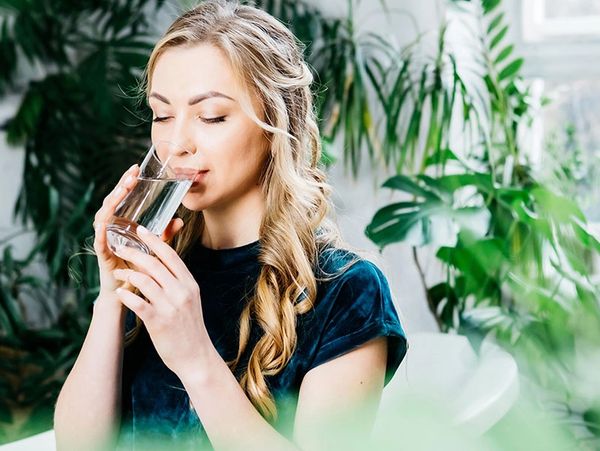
[125,0,355,422]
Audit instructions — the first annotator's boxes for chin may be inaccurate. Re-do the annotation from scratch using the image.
[181,194,211,212]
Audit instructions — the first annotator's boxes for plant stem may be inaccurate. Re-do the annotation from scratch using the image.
[412,246,443,330]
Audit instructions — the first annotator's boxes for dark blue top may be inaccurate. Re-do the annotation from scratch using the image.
[116,239,408,450]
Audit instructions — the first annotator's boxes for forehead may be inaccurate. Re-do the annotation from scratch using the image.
[149,43,240,102]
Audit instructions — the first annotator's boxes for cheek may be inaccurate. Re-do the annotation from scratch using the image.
[211,120,267,170]
[206,117,246,146]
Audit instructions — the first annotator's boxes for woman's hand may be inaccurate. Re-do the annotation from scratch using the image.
[93,164,184,307]
[111,225,213,379]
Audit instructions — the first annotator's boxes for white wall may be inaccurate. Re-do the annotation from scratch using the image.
[0,95,34,260]
[0,9,49,260]
[307,0,447,333]
[504,0,600,83]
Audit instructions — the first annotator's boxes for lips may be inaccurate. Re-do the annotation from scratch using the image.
[192,171,209,183]
[173,167,208,181]
[189,171,210,188]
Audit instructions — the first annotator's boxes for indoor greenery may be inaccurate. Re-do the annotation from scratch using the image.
[0,0,599,447]
[0,0,168,441]
[364,0,600,446]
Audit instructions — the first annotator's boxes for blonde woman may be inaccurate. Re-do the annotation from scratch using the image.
[54,1,408,449]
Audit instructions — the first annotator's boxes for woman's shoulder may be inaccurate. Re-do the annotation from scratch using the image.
[316,244,386,285]
[306,244,408,385]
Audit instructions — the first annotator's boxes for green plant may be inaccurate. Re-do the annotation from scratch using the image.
[0,0,166,442]
[364,0,600,445]
[543,123,600,222]
[259,0,397,175]
[2,0,599,446]
[0,188,100,440]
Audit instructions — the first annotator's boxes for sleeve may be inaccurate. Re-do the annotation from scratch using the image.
[308,259,409,386]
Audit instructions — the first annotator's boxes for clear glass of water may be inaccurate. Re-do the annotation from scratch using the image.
[106,141,198,255]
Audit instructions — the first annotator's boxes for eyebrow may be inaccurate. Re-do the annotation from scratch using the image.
[147,91,235,105]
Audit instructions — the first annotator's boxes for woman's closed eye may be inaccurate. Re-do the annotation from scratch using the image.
[152,116,227,124]
[202,116,227,124]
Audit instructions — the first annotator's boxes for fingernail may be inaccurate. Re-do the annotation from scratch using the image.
[115,187,124,196]
[128,164,137,172]
[137,225,150,235]
[124,175,133,184]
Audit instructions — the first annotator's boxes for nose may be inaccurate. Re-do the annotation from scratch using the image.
[159,140,196,157]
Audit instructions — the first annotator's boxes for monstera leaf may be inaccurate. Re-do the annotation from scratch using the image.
[365,173,491,248]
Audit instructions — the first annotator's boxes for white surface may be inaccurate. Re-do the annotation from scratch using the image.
[522,0,600,42]
[0,93,34,261]
[308,0,448,335]
[0,430,54,451]
[500,0,600,82]
[376,332,519,437]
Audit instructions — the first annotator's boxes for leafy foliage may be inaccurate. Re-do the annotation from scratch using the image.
[0,0,166,442]
[0,204,99,439]
[365,0,600,445]
[1,0,164,283]
[258,0,399,175]
[1,0,599,446]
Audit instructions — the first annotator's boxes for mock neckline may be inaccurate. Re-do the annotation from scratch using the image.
[187,239,261,272]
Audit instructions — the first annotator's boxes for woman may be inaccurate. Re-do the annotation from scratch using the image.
[54,1,408,450]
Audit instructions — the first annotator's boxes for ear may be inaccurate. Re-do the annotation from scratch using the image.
[160,217,185,242]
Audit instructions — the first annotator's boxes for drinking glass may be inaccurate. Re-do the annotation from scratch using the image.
[106,141,198,255]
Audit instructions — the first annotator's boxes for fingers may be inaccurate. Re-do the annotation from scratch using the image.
[94,164,139,228]
[114,244,180,289]
[113,163,140,196]
[93,222,135,271]
[136,225,193,282]
[116,287,153,323]
[93,222,113,262]
[93,164,140,264]
[114,268,163,303]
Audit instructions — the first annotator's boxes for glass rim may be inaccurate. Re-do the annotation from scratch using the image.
[139,141,199,181]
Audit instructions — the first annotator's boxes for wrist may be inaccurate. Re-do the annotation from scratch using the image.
[178,342,221,388]
[93,292,125,316]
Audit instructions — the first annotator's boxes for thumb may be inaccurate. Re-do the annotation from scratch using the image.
[160,217,185,242]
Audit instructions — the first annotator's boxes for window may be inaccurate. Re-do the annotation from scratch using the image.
[516,1,600,221]
[522,0,600,41]
[540,80,600,222]
[545,0,600,18]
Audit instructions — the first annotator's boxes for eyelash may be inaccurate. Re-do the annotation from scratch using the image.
[152,116,226,124]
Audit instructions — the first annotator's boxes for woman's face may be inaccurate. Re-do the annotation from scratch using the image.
[148,43,268,212]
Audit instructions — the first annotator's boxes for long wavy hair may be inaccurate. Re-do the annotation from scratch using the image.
[124,0,356,422]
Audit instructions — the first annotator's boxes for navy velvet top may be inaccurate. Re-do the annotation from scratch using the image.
[116,239,408,450]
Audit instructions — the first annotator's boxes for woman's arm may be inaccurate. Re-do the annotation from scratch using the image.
[179,336,387,451]
[293,337,387,450]
[53,296,127,451]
